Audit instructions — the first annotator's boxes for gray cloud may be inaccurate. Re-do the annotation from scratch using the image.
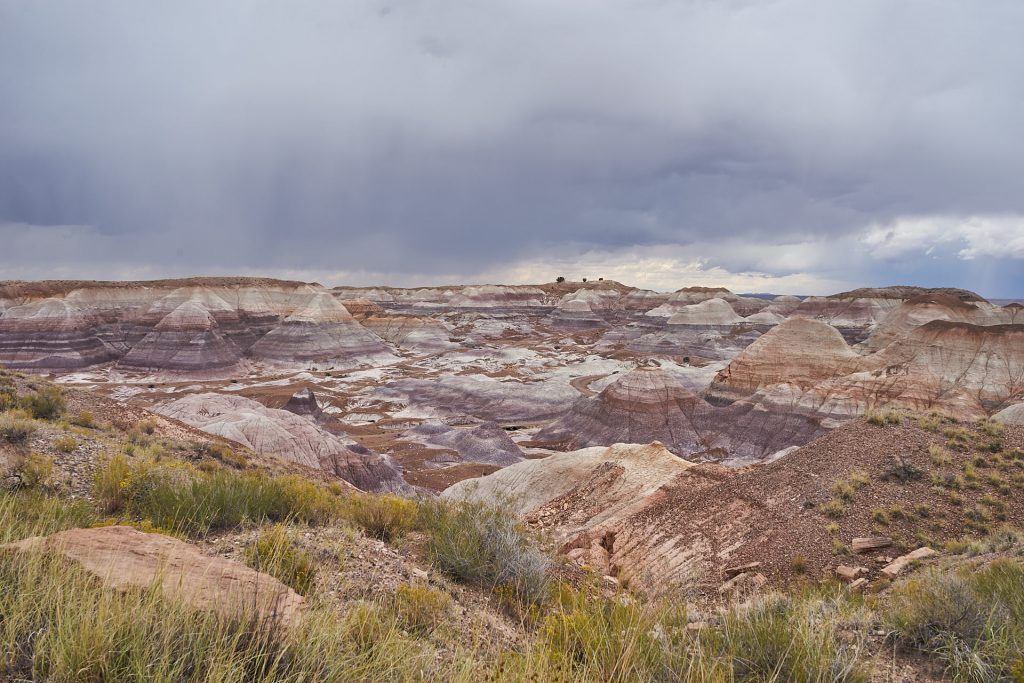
[1,0,1023,295]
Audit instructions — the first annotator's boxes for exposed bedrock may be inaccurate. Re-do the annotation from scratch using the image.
[544,298,608,329]
[376,375,577,424]
[118,301,244,375]
[644,287,769,318]
[250,292,396,368]
[156,392,408,492]
[864,292,1015,351]
[451,419,1024,590]
[535,367,823,463]
[404,421,525,467]
[717,319,1024,421]
[707,318,861,403]
[0,297,118,370]
[357,313,457,352]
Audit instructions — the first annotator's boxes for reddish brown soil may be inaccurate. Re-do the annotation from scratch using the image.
[635,417,1024,586]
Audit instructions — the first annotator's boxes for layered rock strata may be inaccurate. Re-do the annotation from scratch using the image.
[157,393,407,492]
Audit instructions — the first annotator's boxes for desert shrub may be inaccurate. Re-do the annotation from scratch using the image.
[12,452,54,490]
[881,455,924,483]
[980,495,1008,520]
[391,583,451,635]
[918,415,942,431]
[20,386,65,420]
[347,493,418,542]
[831,480,855,501]
[820,499,845,519]
[849,470,870,488]
[913,503,932,518]
[93,453,132,513]
[419,497,552,609]
[933,472,964,490]
[245,525,317,595]
[532,584,678,681]
[68,410,96,428]
[930,444,951,466]
[53,435,77,453]
[0,382,17,413]
[716,593,868,683]
[0,413,36,445]
[871,508,891,526]
[887,560,1024,681]
[791,555,809,574]
[980,419,1005,438]
[947,528,1023,557]
[194,440,248,467]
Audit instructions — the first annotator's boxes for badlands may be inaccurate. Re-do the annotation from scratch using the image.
[2,277,1022,492]
[4,276,1024,679]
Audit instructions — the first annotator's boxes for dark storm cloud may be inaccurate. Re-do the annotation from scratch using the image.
[1,0,1023,294]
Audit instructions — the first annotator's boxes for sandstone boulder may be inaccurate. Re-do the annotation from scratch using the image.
[3,526,304,627]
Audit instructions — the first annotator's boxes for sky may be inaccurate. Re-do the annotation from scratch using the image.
[1,0,1023,296]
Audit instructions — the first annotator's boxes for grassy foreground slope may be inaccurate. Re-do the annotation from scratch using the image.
[1,369,1023,682]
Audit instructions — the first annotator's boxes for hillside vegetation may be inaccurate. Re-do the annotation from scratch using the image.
[2,370,1024,682]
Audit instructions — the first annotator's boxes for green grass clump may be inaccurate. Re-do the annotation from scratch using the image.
[0,413,36,445]
[980,419,1005,438]
[866,409,902,426]
[0,380,17,413]
[930,444,951,466]
[244,525,317,595]
[932,472,965,490]
[53,435,77,453]
[831,480,856,501]
[194,440,248,467]
[347,493,418,542]
[0,490,96,543]
[391,583,451,635]
[887,559,1024,682]
[19,386,65,420]
[714,593,868,683]
[92,457,341,536]
[917,415,943,431]
[0,549,438,682]
[530,584,682,681]
[419,497,552,609]
[12,452,54,490]
[68,410,96,429]
[820,499,846,519]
